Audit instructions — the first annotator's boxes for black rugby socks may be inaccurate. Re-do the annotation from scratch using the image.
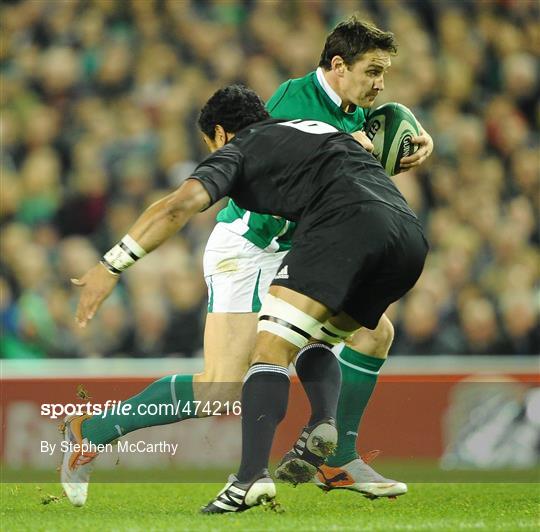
[295,343,342,426]
[236,363,290,482]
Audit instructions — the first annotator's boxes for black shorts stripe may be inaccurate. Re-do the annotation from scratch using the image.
[259,315,311,340]
[119,241,139,261]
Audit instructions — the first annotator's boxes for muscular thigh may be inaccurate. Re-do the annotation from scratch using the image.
[197,224,287,384]
[252,285,334,367]
[196,312,258,383]
[194,312,257,408]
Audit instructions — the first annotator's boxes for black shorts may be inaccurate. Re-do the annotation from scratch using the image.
[271,202,429,329]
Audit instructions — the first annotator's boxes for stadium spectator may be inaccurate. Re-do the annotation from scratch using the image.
[1,0,538,358]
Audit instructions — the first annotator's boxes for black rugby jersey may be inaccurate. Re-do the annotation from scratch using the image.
[190,119,416,222]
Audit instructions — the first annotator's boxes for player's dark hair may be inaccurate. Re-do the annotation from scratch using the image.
[198,85,270,139]
[319,16,397,69]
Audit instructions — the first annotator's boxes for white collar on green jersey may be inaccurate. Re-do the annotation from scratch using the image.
[316,67,341,108]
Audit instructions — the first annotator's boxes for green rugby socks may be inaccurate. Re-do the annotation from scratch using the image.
[82,375,195,445]
[326,346,385,467]
[80,347,385,462]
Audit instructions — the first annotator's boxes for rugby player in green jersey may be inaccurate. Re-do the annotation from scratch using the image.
[62,17,432,506]
[204,16,432,497]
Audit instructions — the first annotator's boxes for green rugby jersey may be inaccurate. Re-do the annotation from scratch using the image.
[216,68,368,252]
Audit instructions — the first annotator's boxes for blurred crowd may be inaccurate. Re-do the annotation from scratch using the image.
[1,0,538,359]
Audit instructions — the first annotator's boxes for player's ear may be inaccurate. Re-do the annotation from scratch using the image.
[330,56,346,76]
[214,125,227,148]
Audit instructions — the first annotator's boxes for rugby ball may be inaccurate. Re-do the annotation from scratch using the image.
[364,103,420,175]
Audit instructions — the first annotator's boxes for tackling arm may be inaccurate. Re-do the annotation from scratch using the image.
[124,179,211,254]
[72,179,211,327]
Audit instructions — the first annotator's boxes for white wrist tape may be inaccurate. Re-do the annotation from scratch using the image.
[101,235,147,275]
[122,235,147,259]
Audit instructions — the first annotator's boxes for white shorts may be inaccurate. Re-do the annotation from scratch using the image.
[203,223,288,313]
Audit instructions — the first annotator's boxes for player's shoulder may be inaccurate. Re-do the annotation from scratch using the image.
[266,71,317,113]
[200,140,244,167]
[235,118,283,138]
[231,119,284,150]
[286,71,317,89]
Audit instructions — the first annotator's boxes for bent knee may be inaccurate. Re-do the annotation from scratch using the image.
[347,315,394,358]
[375,315,395,354]
[193,372,243,406]
[250,349,292,368]
[250,330,300,367]
[195,365,246,384]
[195,354,248,385]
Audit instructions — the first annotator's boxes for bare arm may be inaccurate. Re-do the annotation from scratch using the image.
[72,179,211,327]
[124,179,211,252]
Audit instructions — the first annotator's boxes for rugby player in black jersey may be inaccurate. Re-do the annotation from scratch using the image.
[74,85,428,513]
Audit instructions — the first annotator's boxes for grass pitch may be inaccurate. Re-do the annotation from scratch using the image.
[2,480,539,531]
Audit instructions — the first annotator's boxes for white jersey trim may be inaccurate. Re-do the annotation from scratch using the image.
[316,67,342,107]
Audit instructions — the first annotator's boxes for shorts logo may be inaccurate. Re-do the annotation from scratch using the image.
[275,265,289,280]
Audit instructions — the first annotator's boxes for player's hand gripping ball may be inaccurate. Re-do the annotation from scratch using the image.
[364,102,420,176]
